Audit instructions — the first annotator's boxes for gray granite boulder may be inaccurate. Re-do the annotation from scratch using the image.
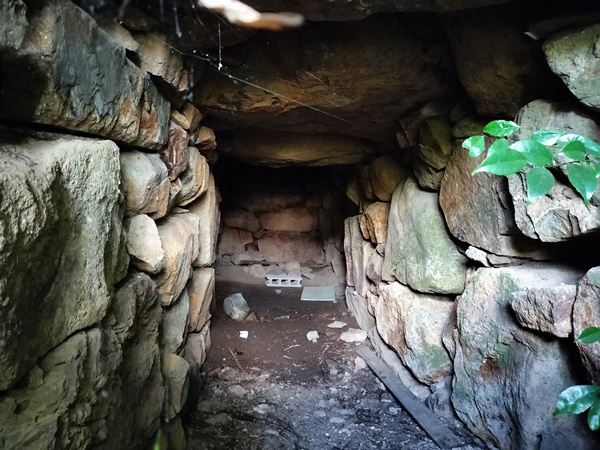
[383,176,467,294]
[0,273,164,449]
[376,282,454,385]
[452,263,593,449]
[0,133,127,390]
[544,24,600,112]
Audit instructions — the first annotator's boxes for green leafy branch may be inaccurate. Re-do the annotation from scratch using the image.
[462,120,600,205]
[555,327,600,430]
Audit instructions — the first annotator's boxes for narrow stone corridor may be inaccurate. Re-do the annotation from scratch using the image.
[184,267,483,450]
[3,1,600,449]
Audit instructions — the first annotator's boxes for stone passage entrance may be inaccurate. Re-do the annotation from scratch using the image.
[214,161,355,280]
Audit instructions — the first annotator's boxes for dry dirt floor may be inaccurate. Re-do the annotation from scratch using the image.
[184,265,485,450]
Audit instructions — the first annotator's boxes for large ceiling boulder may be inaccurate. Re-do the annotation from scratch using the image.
[236,0,553,21]
[217,130,375,166]
[440,6,566,118]
[194,14,461,144]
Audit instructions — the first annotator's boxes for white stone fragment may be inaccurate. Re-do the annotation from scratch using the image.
[306,330,320,343]
[327,321,348,329]
[354,356,367,372]
[340,328,368,343]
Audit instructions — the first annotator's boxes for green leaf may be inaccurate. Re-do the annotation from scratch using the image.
[530,129,565,146]
[576,327,600,344]
[593,161,600,179]
[526,167,555,204]
[472,148,528,176]
[582,137,600,158]
[557,134,600,157]
[555,385,600,415]
[487,138,511,156]
[557,134,587,147]
[483,120,521,138]
[589,398,600,431]
[462,136,486,157]
[510,140,554,167]
[559,140,587,161]
[567,162,598,205]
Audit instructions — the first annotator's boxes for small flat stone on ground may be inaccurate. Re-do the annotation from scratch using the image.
[301,286,336,302]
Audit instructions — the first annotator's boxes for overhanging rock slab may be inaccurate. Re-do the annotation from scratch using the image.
[0,0,169,149]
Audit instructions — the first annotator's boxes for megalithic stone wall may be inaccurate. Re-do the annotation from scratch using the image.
[0,2,221,448]
[345,99,600,448]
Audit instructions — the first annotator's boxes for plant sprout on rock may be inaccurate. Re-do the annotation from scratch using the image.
[462,119,600,205]
[465,122,600,430]
[554,327,600,431]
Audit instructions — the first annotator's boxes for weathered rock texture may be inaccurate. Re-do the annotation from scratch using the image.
[0,3,222,449]
[154,214,199,306]
[1,0,27,50]
[132,32,188,93]
[361,155,408,202]
[0,271,163,450]
[440,141,553,259]
[176,147,209,206]
[510,285,577,338]
[218,131,376,167]
[345,216,376,298]
[190,173,221,268]
[0,0,169,149]
[383,176,467,294]
[441,6,561,117]
[121,150,170,219]
[573,267,600,384]
[124,214,165,274]
[376,282,454,385]
[0,133,127,390]
[452,264,591,450]
[413,117,454,190]
[188,268,216,332]
[544,24,600,112]
[359,202,389,245]
[4,2,600,450]
[509,100,600,242]
[217,165,346,267]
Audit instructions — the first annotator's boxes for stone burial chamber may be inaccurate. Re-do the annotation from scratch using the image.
[214,159,356,281]
[3,0,600,448]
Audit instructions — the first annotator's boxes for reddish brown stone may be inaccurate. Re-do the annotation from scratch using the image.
[161,123,190,180]
[195,126,217,151]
